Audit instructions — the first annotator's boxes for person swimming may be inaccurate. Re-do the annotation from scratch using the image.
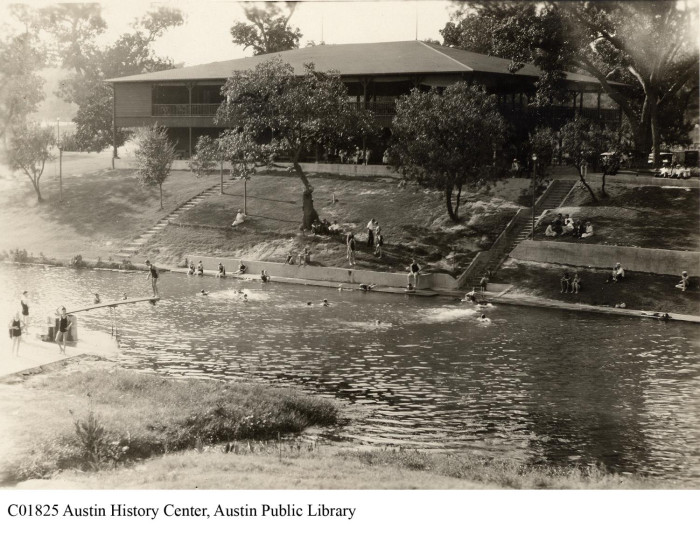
[242,293,248,302]
[321,299,329,307]
[359,283,376,291]
[93,293,101,304]
[199,289,209,296]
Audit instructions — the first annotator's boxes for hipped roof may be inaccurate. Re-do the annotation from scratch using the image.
[107,40,606,85]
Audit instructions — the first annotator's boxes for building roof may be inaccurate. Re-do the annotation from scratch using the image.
[107,40,606,85]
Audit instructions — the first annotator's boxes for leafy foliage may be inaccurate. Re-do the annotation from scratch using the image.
[7,122,55,202]
[230,2,302,55]
[389,83,506,222]
[37,4,182,153]
[0,29,46,147]
[134,125,176,209]
[217,58,375,228]
[441,2,699,162]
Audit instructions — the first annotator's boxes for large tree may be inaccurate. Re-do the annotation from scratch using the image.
[0,8,47,149]
[216,59,374,229]
[441,1,699,165]
[389,83,506,222]
[7,123,55,202]
[230,2,302,55]
[38,5,182,154]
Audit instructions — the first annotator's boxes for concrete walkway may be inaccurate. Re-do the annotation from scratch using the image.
[0,331,119,380]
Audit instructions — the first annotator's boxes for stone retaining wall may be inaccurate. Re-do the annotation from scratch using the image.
[510,241,700,276]
[186,255,460,290]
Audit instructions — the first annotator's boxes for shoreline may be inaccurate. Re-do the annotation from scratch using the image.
[5,258,699,324]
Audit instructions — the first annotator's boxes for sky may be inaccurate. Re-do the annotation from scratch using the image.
[1,1,456,67]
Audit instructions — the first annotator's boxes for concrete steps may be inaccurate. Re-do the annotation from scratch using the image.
[114,185,223,258]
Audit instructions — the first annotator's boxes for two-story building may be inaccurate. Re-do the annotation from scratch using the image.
[108,40,623,162]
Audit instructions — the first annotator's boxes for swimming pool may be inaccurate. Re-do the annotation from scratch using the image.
[2,264,698,482]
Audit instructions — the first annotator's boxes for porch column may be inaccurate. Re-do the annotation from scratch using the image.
[579,91,584,112]
[188,127,192,159]
[112,84,117,161]
[597,90,602,120]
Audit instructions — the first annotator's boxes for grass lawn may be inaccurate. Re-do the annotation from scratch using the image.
[535,184,700,251]
[0,162,219,261]
[497,259,700,316]
[147,171,519,274]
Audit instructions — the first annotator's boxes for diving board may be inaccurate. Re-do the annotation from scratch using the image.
[67,297,160,314]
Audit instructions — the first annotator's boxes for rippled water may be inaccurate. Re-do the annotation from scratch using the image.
[2,264,699,482]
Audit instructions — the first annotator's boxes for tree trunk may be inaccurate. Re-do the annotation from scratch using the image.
[647,87,661,168]
[159,183,163,210]
[292,160,319,229]
[454,183,463,220]
[577,165,598,203]
[600,170,608,197]
[444,185,458,222]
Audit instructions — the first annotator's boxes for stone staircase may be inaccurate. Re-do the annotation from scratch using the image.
[511,178,577,249]
[458,178,577,290]
[114,185,222,259]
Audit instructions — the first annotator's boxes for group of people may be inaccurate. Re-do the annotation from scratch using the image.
[544,213,594,239]
[655,164,693,179]
[187,260,205,277]
[346,218,385,265]
[311,218,342,236]
[286,247,311,266]
[560,271,583,294]
[8,291,74,357]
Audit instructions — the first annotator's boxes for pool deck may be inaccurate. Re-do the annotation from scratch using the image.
[169,266,700,324]
[0,331,118,380]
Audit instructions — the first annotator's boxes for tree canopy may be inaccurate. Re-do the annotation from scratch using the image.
[7,122,55,202]
[389,83,506,222]
[216,58,374,229]
[441,1,699,164]
[230,2,302,55]
[134,125,176,209]
[36,4,183,154]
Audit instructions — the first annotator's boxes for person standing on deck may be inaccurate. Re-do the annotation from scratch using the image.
[55,306,72,354]
[20,291,30,333]
[145,260,159,297]
[9,312,22,356]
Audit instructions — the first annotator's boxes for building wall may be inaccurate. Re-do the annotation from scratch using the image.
[510,241,699,276]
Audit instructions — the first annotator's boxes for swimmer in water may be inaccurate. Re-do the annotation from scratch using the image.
[93,293,101,304]
[358,283,376,291]
[462,289,477,303]
[122,293,128,300]
[321,299,329,307]
[306,301,312,306]
[242,293,248,302]
[199,289,209,296]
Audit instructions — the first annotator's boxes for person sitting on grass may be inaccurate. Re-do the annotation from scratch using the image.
[329,220,342,234]
[571,272,581,294]
[231,209,246,228]
[285,250,295,265]
[234,261,247,275]
[606,263,625,283]
[562,215,575,235]
[580,221,594,239]
[676,271,690,291]
[560,271,571,293]
[552,214,563,235]
[544,223,557,237]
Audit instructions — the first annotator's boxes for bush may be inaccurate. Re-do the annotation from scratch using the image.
[70,254,86,268]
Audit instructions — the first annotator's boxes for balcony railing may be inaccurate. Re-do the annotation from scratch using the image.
[152,103,221,116]
[351,101,397,116]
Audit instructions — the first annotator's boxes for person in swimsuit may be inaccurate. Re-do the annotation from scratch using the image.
[196,261,204,276]
[145,260,159,297]
[93,293,101,304]
[55,306,72,354]
[407,259,421,288]
[234,261,247,275]
[9,312,22,356]
[260,270,270,283]
[216,263,226,278]
[20,291,29,332]
[347,234,357,266]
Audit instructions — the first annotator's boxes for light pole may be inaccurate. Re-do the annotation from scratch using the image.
[57,118,63,202]
[531,154,537,240]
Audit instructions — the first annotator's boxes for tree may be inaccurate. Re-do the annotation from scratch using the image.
[230,2,302,55]
[0,22,46,148]
[216,59,374,229]
[38,5,182,154]
[389,83,506,222]
[134,125,175,209]
[7,123,55,202]
[441,1,699,165]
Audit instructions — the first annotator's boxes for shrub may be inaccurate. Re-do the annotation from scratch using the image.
[70,254,86,268]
